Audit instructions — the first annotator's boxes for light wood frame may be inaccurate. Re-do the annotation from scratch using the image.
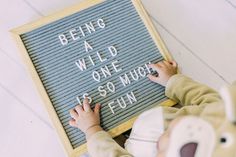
[10,0,176,156]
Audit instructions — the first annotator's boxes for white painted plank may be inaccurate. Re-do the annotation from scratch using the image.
[151,19,226,90]
[24,0,84,15]
[141,0,236,84]
[0,51,51,126]
[0,88,65,157]
[0,0,41,63]
[225,0,236,7]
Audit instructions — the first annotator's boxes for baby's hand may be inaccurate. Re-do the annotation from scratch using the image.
[148,60,178,86]
[69,98,103,139]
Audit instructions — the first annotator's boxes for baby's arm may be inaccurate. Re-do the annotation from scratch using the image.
[148,61,221,106]
[69,98,132,157]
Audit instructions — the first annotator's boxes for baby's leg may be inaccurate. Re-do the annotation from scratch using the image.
[125,107,165,157]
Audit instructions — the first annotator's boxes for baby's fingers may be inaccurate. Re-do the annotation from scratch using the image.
[148,74,160,83]
[75,105,83,115]
[69,119,77,127]
[83,98,92,112]
[169,60,178,67]
[148,64,161,73]
[94,103,101,115]
[70,109,79,119]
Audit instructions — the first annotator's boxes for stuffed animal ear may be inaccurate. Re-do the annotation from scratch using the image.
[220,84,236,124]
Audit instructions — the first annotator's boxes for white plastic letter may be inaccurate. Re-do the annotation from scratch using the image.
[108,46,118,57]
[97,51,107,62]
[58,34,68,46]
[76,96,82,105]
[85,22,96,34]
[75,59,87,71]
[69,29,80,40]
[83,93,92,103]
[97,18,106,29]
[112,60,122,73]
[119,74,131,87]
[130,69,139,81]
[88,55,95,66]
[107,82,116,93]
[84,40,93,52]
[108,101,116,114]
[117,97,127,108]
[98,86,107,97]
[127,91,137,104]
[92,71,101,82]
[145,63,151,74]
[138,67,146,77]
[79,26,85,37]
[101,65,111,78]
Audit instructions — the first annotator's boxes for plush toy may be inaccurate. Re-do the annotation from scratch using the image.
[166,83,236,157]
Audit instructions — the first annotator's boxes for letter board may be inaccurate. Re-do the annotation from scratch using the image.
[11,0,176,156]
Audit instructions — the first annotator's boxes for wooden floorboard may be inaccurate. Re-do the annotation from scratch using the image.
[0,86,65,157]
[141,0,236,83]
[151,18,227,89]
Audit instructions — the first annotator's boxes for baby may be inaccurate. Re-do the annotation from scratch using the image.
[69,60,234,157]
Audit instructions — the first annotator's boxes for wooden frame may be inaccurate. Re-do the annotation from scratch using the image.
[11,0,176,156]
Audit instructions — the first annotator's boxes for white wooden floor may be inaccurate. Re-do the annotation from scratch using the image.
[0,0,236,156]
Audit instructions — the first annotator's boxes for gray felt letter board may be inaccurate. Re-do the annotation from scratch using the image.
[11,0,175,156]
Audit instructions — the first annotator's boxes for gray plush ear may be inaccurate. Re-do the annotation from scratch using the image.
[220,84,236,124]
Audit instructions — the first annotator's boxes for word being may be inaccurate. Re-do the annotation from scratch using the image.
[58,18,106,46]
[108,91,137,114]
[75,45,118,72]
[119,63,151,87]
